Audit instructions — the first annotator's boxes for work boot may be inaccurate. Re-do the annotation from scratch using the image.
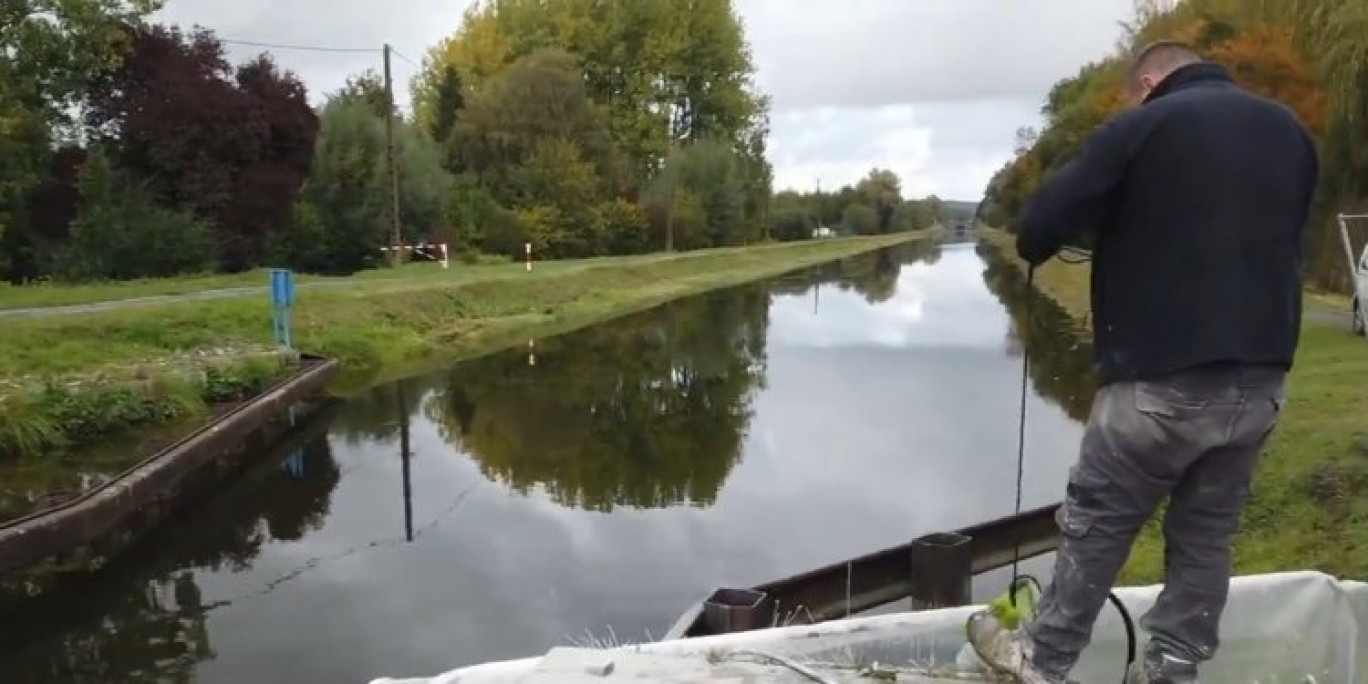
[965,611,1076,684]
[1125,649,1198,684]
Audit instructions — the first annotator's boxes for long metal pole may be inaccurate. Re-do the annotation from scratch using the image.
[384,44,402,267]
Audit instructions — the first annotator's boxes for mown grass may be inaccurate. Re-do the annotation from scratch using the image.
[980,228,1368,581]
[1,234,925,457]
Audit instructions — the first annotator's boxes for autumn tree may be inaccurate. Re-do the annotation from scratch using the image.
[983,0,1368,289]
[452,48,641,257]
[416,0,771,251]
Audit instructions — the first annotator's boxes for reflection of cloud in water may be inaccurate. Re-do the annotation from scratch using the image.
[769,246,1007,350]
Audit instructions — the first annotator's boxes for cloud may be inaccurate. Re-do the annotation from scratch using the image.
[740,0,1135,110]
[150,0,1137,203]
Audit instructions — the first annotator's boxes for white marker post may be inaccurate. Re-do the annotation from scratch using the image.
[525,242,532,271]
[439,243,449,270]
[528,339,536,366]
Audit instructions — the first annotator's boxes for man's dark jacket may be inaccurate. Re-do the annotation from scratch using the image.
[1017,61,1320,385]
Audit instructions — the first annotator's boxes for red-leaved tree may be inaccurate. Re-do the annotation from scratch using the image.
[83,24,318,271]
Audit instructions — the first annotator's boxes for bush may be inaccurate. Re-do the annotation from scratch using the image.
[55,149,216,282]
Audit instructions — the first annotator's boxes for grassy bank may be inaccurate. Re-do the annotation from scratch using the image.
[980,229,1368,581]
[1,233,925,458]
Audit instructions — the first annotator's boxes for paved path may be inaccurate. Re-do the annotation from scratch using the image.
[1307,308,1354,330]
[0,280,362,319]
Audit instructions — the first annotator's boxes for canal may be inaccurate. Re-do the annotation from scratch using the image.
[0,238,1098,683]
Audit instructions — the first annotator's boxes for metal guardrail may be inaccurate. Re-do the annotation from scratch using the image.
[663,502,1062,640]
[0,355,339,576]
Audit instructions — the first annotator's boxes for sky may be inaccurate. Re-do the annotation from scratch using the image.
[153,0,1139,203]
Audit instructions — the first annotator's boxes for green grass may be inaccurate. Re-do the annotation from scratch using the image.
[0,234,925,457]
[0,253,515,310]
[0,353,293,460]
[980,228,1368,581]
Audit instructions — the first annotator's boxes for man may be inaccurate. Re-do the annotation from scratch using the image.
[967,41,1320,683]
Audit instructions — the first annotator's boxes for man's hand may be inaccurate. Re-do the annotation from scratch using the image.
[1017,118,1130,266]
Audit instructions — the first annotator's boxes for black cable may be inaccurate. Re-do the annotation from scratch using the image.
[1057,245,1093,264]
[1007,256,1136,683]
[219,37,381,54]
[1108,591,1138,677]
[390,48,423,69]
[1008,265,1034,607]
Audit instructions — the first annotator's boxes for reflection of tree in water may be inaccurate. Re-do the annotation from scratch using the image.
[976,242,1097,423]
[329,376,440,445]
[767,240,944,301]
[0,414,343,683]
[428,287,771,512]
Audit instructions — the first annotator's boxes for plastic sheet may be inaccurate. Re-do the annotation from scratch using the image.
[371,571,1367,684]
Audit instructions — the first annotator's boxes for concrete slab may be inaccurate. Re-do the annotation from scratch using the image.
[509,646,988,683]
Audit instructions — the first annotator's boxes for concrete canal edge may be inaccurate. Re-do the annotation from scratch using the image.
[0,354,339,578]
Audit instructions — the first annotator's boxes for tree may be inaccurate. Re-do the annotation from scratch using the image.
[427,64,466,172]
[645,137,747,249]
[855,168,903,233]
[842,203,878,235]
[416,0,768,182]
[278,95,450,275]
[0,0,164,274]
[333,70,394,120]
[83,24,318,271]
[428,285,769,511]
[452,48,629,257]
[55,147,215,281]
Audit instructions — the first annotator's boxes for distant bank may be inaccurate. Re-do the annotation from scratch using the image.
[1,232,929,459]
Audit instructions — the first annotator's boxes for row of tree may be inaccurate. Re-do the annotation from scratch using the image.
[978,0,1366,290]
[0,0,939,284]
[768,168,951,242]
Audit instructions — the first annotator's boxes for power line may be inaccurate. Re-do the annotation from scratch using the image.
[219,37,382,54]
[389,48,423,70]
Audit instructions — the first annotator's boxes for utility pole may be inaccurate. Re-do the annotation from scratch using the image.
[397,380,413,542]
[665,134,676,252]
[383,43,402,267]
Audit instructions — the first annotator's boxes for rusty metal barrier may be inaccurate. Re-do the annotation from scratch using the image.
[0,354,339,577]
[663,503,1062,639]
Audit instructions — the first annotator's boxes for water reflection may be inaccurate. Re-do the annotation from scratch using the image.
[429,286,770,512]
[0,403,342,682]
[976,242,1098,422]
[0,239,1100,683]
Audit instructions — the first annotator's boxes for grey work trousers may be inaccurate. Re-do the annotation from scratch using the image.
[1023,363,1287,678]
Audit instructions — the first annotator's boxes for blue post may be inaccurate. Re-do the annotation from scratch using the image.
[284,450,305,478]
[269,268,295,350]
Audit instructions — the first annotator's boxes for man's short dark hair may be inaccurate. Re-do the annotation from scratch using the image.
[1130,40,1202,86]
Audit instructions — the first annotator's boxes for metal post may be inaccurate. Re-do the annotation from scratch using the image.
[398,380,414,542]
[908,531,972,610]
[384,44,401,268]
[701,588,774,634]
[269,268,294,350]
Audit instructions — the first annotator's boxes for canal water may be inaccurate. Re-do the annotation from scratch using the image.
[0,238,1098,683]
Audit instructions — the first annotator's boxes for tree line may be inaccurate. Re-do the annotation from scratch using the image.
[768,168,952,242]
[978,0,1367,291]
[0,0,937,284]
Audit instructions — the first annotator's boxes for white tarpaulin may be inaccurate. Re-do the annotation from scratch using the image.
[371,571,1368,684]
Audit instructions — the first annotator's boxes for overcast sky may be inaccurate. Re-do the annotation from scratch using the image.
[154,0,1138,202]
